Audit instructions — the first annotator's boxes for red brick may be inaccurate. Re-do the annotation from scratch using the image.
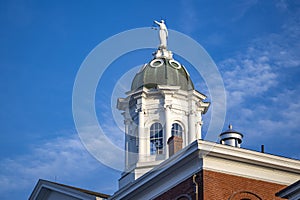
[154,170,287,200]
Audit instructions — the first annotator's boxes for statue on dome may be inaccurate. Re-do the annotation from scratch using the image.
[154,19,168,49]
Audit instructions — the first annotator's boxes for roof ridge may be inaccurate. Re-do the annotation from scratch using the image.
[40,179,111,198]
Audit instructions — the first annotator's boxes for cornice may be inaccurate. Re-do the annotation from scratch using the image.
[111,140,300,199]
[198,140,300,173]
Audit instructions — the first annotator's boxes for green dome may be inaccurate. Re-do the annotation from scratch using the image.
[131,57,194,91]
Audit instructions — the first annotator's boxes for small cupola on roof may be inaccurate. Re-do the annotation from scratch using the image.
[219,124,243,148]
[131,20,194,91]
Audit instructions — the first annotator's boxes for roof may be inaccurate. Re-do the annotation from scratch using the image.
[276,180,300,198]
[47,180,110,198]
[111,140,300,200]
[219,124,243,137]
[29,179,110,200]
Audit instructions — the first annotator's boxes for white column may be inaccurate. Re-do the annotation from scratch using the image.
[138,109,146,161]
[125,120,129,170]
[196,112,202,140]
[188,111,196,144]
[164,105,171,159]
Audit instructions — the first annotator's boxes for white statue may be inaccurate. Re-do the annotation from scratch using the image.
[154,20,168,48]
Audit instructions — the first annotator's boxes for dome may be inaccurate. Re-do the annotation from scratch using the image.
[219,124,244,137]
[131,56,194,91]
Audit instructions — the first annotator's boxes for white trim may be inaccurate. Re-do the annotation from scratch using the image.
[168,59,182,69]
[150,58,164,68]
[29,180,102,200]
[198,141,300,174]
[111,140,300,200]
[203,156,299,185]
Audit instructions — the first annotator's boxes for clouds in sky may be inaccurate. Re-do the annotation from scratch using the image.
[0,133,118,199]
[220,3,299,110]
[228,0,258,22]
[216,5,300,158]
[178,0,259,35]
[1,1,300,199]
[220,50,278,108]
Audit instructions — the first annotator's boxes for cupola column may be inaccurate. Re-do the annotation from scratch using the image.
[188,111,196,143]
[164,105,172,159]
[124,119,130,169]
[196,112,202,140]
[138,109,146,160]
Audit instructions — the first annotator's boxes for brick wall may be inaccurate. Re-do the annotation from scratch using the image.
[203,170,287,200]
[154,171,202,200]
[154,170,287,200]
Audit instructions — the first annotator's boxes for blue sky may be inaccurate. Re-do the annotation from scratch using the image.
[0,0,300,199]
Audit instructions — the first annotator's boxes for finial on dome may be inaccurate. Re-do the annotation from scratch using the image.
[229,124,233,129]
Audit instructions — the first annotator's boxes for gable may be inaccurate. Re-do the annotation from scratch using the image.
[29,179,109,200]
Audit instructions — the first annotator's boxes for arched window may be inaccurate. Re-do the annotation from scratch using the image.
[172,123,183,137]
[229,191,262,200]
[176,194,191,200]
[150,123,163,155]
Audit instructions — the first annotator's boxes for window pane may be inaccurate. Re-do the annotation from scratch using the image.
[171,123,183,137]
[150,123,163,155]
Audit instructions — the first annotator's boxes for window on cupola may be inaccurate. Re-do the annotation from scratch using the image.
[171,123,183,137]
[150,123,163,155]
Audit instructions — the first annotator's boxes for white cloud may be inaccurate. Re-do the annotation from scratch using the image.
[220,53,278,109]
[95,99,125,148]
[215,5,300,159]
[276,0,288,11]
[0,133,117,199]
[220,2,300,105]
[250,88,300,158]
[229,0,258,21]
[77,124,124,171]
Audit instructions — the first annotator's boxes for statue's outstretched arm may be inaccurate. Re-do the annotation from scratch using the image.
[154,20,160,26]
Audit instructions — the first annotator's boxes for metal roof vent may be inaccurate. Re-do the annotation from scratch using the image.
[219,124,243,148]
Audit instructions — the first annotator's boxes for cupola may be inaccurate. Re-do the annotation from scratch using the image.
[219,124,243,148]
[117,20,210,188]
